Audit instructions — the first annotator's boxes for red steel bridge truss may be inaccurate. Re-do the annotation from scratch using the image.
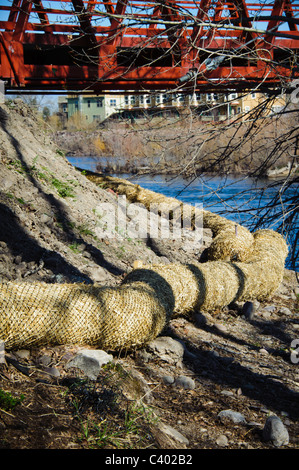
[0,0,298,93]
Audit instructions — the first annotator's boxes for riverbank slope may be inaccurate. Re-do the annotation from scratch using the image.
[0,101,298,450]
[53,111,296,176]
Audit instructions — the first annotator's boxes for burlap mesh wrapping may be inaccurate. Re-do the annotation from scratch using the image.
[0,281,169,350]
[124,229,287,315]
[87,174,254,262]
[124,264,201,316]
[0,171,289,351]
[0,228,288,351]
[235,229,289,301]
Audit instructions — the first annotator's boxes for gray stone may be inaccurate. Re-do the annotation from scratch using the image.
[43,366,60,378]
[261,309,272,319]
[259,348,269,355]
[278,306,292,316]
[40,213,52,224]
[216,434,229,447]
[263,415,289,447]
[66,349,113,380]
[218,409,247,424]
[159,422,189,445]
[194,313,208,326]
[123,367,154,404]
[214,323,227,333]
[162,375,175,385]
[38,354,52,366]
[87,266,110,283]
[263,305,276,313]
[147,336,185,365]
[220,390,234,397]
[0,176,14,191]
[242,301,255,320]
[174,375,196,390]
[14,349,31,360]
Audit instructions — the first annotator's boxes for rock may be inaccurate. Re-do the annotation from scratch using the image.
[162,375,175,385]
[43,366,61,378]
[14,349,31,360]
[218,409,247,424]
[122,366,154,404]
[261,309,272,319]
[242,301,255,320]
[40,213,52,224]
[174,375,196,390]
[159,256,171,264]
[214,323,227,333]
[156,422,189,446]
[263,305,276,313]
[194,313,208,326]
[259,348,269,355]
[220,390,234,397]
[147,336,185,365]
[85,266,110,283]
[38,354,52,366]
[278,306,292,316]
[216,434,229,447]
[66,349,113,380]
[263,415,289,447]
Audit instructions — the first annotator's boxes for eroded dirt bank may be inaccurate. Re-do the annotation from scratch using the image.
[0,101,298,450]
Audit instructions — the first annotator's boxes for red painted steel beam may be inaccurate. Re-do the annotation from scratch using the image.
[0,0,298,92]
[71,0,98,47]
[12,0,33,42]
[264,0,288,47]
[107,0,129,45]
[33,0,50,26]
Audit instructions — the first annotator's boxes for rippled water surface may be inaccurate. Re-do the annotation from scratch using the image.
[68,156,298,271]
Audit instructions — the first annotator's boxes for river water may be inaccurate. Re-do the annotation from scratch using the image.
[67,156,298,271]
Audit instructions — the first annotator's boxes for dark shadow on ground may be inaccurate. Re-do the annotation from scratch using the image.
[167,322,299,419]
[0,106,123,279]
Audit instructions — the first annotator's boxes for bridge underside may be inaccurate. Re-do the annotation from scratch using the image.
[0,0,299,93]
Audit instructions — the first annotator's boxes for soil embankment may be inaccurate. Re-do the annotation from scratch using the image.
[0,101,298,450]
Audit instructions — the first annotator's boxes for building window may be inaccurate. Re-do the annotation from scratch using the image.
[97,99,103,108]
[162,94,167,103]
[207,93,212,101]
[237,106,241,114]
[130,96,136,105]
[244,105,250,112]
[87,100,91,108]
[139,95,144,105]
[110,99,117,107]
[125,96,129,105]
[156,95,160,104]
[251,92,256,99]
[229,93,238,100]
[146,95,151,104]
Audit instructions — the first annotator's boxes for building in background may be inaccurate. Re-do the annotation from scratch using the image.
[66,94,124,123]
[58,90,287,125]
